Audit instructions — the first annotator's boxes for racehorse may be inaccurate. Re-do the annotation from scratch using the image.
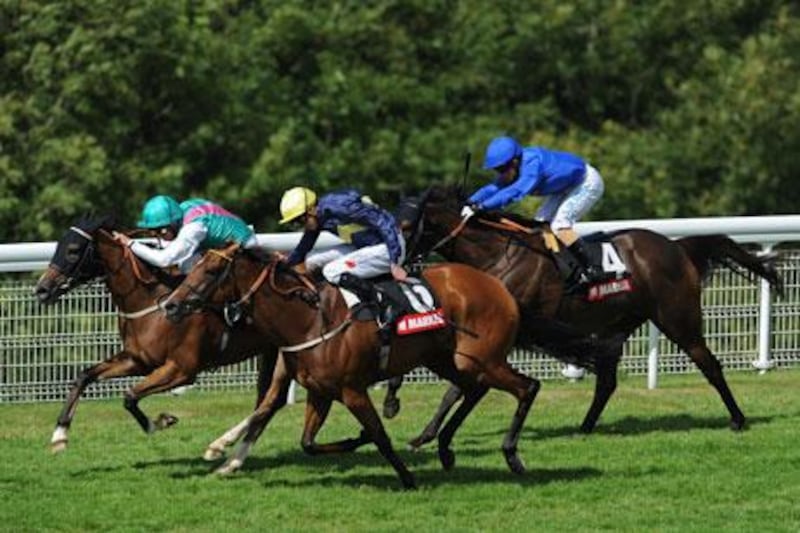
[34,216,276,454]
[164,244,538,489]
[384,185,782,446]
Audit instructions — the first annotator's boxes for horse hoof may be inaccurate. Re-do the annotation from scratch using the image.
[439,447,455,471]
[383,398,400,419]
[407,436,428,452]
[155,413,179,430]
[51,440,68,454]
[730,418,746,431]
[203,447,225,461]
[214,458,242,475]
[401,474,418,490]
[504,452,526,475]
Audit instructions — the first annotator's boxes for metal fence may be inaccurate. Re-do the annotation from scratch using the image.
[3,251,799,403]
[1,224,799,403]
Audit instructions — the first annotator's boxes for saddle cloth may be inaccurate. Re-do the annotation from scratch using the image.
[545,230,634,301]
[340,276,447,335]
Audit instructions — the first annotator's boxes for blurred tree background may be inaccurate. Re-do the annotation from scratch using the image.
[1,0,798,241]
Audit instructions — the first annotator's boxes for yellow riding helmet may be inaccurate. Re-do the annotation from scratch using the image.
[279,187,317,224]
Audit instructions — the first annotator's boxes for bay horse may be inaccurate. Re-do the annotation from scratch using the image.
[164,244,537,489]
[385,185,782,446]
[34,216,276,454]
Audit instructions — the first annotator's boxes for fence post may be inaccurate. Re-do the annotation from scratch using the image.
[647,321,660,389]
[752,244,775,374]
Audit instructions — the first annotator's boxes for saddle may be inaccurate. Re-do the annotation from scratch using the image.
[544,230,634,301]
[341,275,446,335]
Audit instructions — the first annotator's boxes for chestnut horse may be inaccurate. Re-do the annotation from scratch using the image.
[385,185,782,446]
[164,245,537,489]
[34,216,276,454]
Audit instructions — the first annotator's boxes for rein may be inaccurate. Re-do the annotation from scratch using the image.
[429,215,535,254]
[98,229,171,319]
[198,250,347,352]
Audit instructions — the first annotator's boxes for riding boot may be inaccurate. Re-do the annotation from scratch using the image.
[568,238,605,284]
[377,304,397,370]
[337,273,377,305]
[378,303,397,341]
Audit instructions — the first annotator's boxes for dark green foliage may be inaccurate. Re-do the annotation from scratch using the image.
[1,0,798,240]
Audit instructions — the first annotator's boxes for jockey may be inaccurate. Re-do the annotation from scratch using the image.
[464,136,605,284]
[279,187,407,290]
[279,186,408,344]
[113,195,258,273]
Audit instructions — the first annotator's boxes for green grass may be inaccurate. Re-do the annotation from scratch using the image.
[1,370,799,532]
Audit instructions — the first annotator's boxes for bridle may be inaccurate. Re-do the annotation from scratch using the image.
[171,249,319,325]
[49,226,102,291]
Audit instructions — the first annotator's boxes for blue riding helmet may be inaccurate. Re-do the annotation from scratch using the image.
[137,195,183,229]
[482,136,523,170]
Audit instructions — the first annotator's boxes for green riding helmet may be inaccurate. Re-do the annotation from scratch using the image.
[137,195,183,229]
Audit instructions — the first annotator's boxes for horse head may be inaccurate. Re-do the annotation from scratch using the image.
[404,185,540,269]
[401,185,466,260]
[35,215,117,304]
[163,243,244,322]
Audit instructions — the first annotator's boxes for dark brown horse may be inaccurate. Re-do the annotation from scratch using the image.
[164,244,536,489]
[385,185,782,446]
[34,216,276,455]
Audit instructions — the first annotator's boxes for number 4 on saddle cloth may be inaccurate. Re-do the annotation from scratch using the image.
[544,231,635,301]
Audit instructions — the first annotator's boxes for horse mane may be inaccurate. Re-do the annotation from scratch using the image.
[425,184,548,231]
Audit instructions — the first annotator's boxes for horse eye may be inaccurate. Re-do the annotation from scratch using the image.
[66,243,81,263]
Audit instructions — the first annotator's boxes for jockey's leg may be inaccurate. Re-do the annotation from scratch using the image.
[552,166,605,283]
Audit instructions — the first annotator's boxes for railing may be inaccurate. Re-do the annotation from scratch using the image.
[1,216,799,403]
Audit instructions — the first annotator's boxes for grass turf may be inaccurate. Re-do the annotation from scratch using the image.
[1,370,799,532]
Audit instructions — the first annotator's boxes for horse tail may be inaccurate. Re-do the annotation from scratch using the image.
[677,235,783,297]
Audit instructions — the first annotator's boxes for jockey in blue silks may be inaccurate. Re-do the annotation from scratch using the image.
[464,136,605,283]
[113,195,258,273]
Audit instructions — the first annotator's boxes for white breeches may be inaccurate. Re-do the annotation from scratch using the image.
[305,237,406,284]
[535,164,604,231]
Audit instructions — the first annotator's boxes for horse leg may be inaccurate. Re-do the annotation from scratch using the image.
[408,384,463,450]
[473,361,542,475]
[341,387,416,490]
[301,390,372,454]
[500,377,540,474]
[204,349,279,461]
[579,349,622,434]
[215,358,292,475]
[123,361,192,434]
[51,351,145,453]
[382,375,404,419]
[655,309,746,430]
[685,341,746,430]
[435,385,488,471]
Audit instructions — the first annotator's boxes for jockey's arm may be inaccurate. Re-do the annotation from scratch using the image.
[286,226,321,267]
[467,182,501,206]
[129,222,207,268]
[479,165,543,211]
[349,204,404,266]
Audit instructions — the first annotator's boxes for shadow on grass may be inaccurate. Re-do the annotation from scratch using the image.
[120,444,600,490]
[455,413,775,442]
[258,465,602,491]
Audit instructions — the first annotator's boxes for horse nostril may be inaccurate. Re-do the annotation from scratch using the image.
[164,302,183,322]
[34,285,51,302]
